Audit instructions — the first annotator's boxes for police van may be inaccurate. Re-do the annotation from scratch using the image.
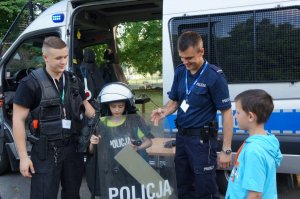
[0,0,299,195]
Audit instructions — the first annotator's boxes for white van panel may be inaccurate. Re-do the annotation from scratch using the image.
[162,15,174,104]
[164,0,300,16]
[22,1,70,36]
[162,0,300,103]
[229,82,300,100]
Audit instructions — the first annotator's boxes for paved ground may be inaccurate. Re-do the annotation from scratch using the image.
[0,171,300,199]
[0,171,92,199]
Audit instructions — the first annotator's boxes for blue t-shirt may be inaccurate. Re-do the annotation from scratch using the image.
[168,61,231,128]
[225,133,282,199]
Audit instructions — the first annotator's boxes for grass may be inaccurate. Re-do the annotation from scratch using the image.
[133,88,163,116]
[133,88,164,137]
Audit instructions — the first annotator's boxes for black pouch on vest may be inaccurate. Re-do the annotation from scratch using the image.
[36,135,47,160]
[39,105,63,138]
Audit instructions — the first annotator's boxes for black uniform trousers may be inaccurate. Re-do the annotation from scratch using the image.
[175,131,219,199]
[30,140,84,199]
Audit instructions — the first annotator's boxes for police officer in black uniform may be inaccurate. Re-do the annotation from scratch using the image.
[151,31,233,198]
[13,36,95,199]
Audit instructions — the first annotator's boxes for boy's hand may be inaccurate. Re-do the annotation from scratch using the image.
[90,134,101,145]
[130,139,142,151]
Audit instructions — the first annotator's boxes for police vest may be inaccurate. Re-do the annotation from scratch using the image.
[29,68,84,140]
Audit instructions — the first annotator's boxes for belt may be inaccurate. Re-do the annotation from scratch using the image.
[178,127,208,136]
[48,136,77,148]
[177,127,217,140]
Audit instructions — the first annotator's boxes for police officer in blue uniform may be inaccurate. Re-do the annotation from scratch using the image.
[13,36,95,199]
[151,31,233,198]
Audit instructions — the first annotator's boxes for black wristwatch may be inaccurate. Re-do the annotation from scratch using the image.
[222,148,232,155]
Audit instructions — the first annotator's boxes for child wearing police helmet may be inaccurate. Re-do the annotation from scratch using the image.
[85,82,153,198]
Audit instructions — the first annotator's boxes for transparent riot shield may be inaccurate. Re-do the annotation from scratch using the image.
[93,113,177,199]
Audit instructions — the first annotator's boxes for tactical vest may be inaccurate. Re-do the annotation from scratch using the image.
[29,68,84,140]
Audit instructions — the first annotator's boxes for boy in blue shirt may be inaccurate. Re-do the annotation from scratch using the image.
[226,89,282,199]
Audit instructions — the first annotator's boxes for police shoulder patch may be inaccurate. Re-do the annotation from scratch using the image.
[174,64,185,73]
[176,63,185,69]
[210,64,223,74]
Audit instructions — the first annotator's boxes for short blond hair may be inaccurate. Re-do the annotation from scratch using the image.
[42,36,66,54]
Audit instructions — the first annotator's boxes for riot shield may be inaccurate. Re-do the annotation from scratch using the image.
[92,113,177,199]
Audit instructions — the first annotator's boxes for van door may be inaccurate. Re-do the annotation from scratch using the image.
[0,32,60,174]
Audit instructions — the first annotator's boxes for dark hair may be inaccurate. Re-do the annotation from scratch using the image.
[235,89,274,124]
[42,36,66,53]
[101,100,137,116]
[177,31,203,52]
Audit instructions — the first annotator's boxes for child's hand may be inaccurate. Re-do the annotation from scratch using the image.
[130,139,142,151]
[90,134,101,145]
[130,144,138,151]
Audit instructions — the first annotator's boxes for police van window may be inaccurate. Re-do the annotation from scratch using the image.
[4,35,49,91]
[169,7,300,83]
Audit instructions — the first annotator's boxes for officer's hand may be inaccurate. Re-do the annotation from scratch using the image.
[151,108,165,126]
[19,157,35,178]
[218,152,232,169]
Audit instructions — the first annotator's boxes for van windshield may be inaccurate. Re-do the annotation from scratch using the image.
[0,1,45,56]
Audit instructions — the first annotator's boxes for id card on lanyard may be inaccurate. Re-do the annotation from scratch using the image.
[180,61,208,113]
[53,74,71,129]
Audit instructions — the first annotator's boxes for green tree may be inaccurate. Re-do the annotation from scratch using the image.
[215,17,300,82]
[117,20,162,75]
[0,0,58,38]
[0,0,27,38]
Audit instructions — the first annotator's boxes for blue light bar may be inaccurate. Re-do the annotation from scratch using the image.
[52,13,64,23]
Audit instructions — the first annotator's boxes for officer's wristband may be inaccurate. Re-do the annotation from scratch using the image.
[221,148,232,155]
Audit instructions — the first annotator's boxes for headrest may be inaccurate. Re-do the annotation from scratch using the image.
[83,49,95,63]
[73,39,83,61]
[103,49,114,62]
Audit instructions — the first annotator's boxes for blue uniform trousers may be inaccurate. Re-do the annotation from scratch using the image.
[30,140,84,199]
[175,133,219,199]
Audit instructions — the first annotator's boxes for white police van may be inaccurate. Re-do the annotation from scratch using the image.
[162,0,300,192]
[0,0,299,194]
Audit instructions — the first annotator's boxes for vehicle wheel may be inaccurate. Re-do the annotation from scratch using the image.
[216,170,230,195]
[0,144,9,174]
